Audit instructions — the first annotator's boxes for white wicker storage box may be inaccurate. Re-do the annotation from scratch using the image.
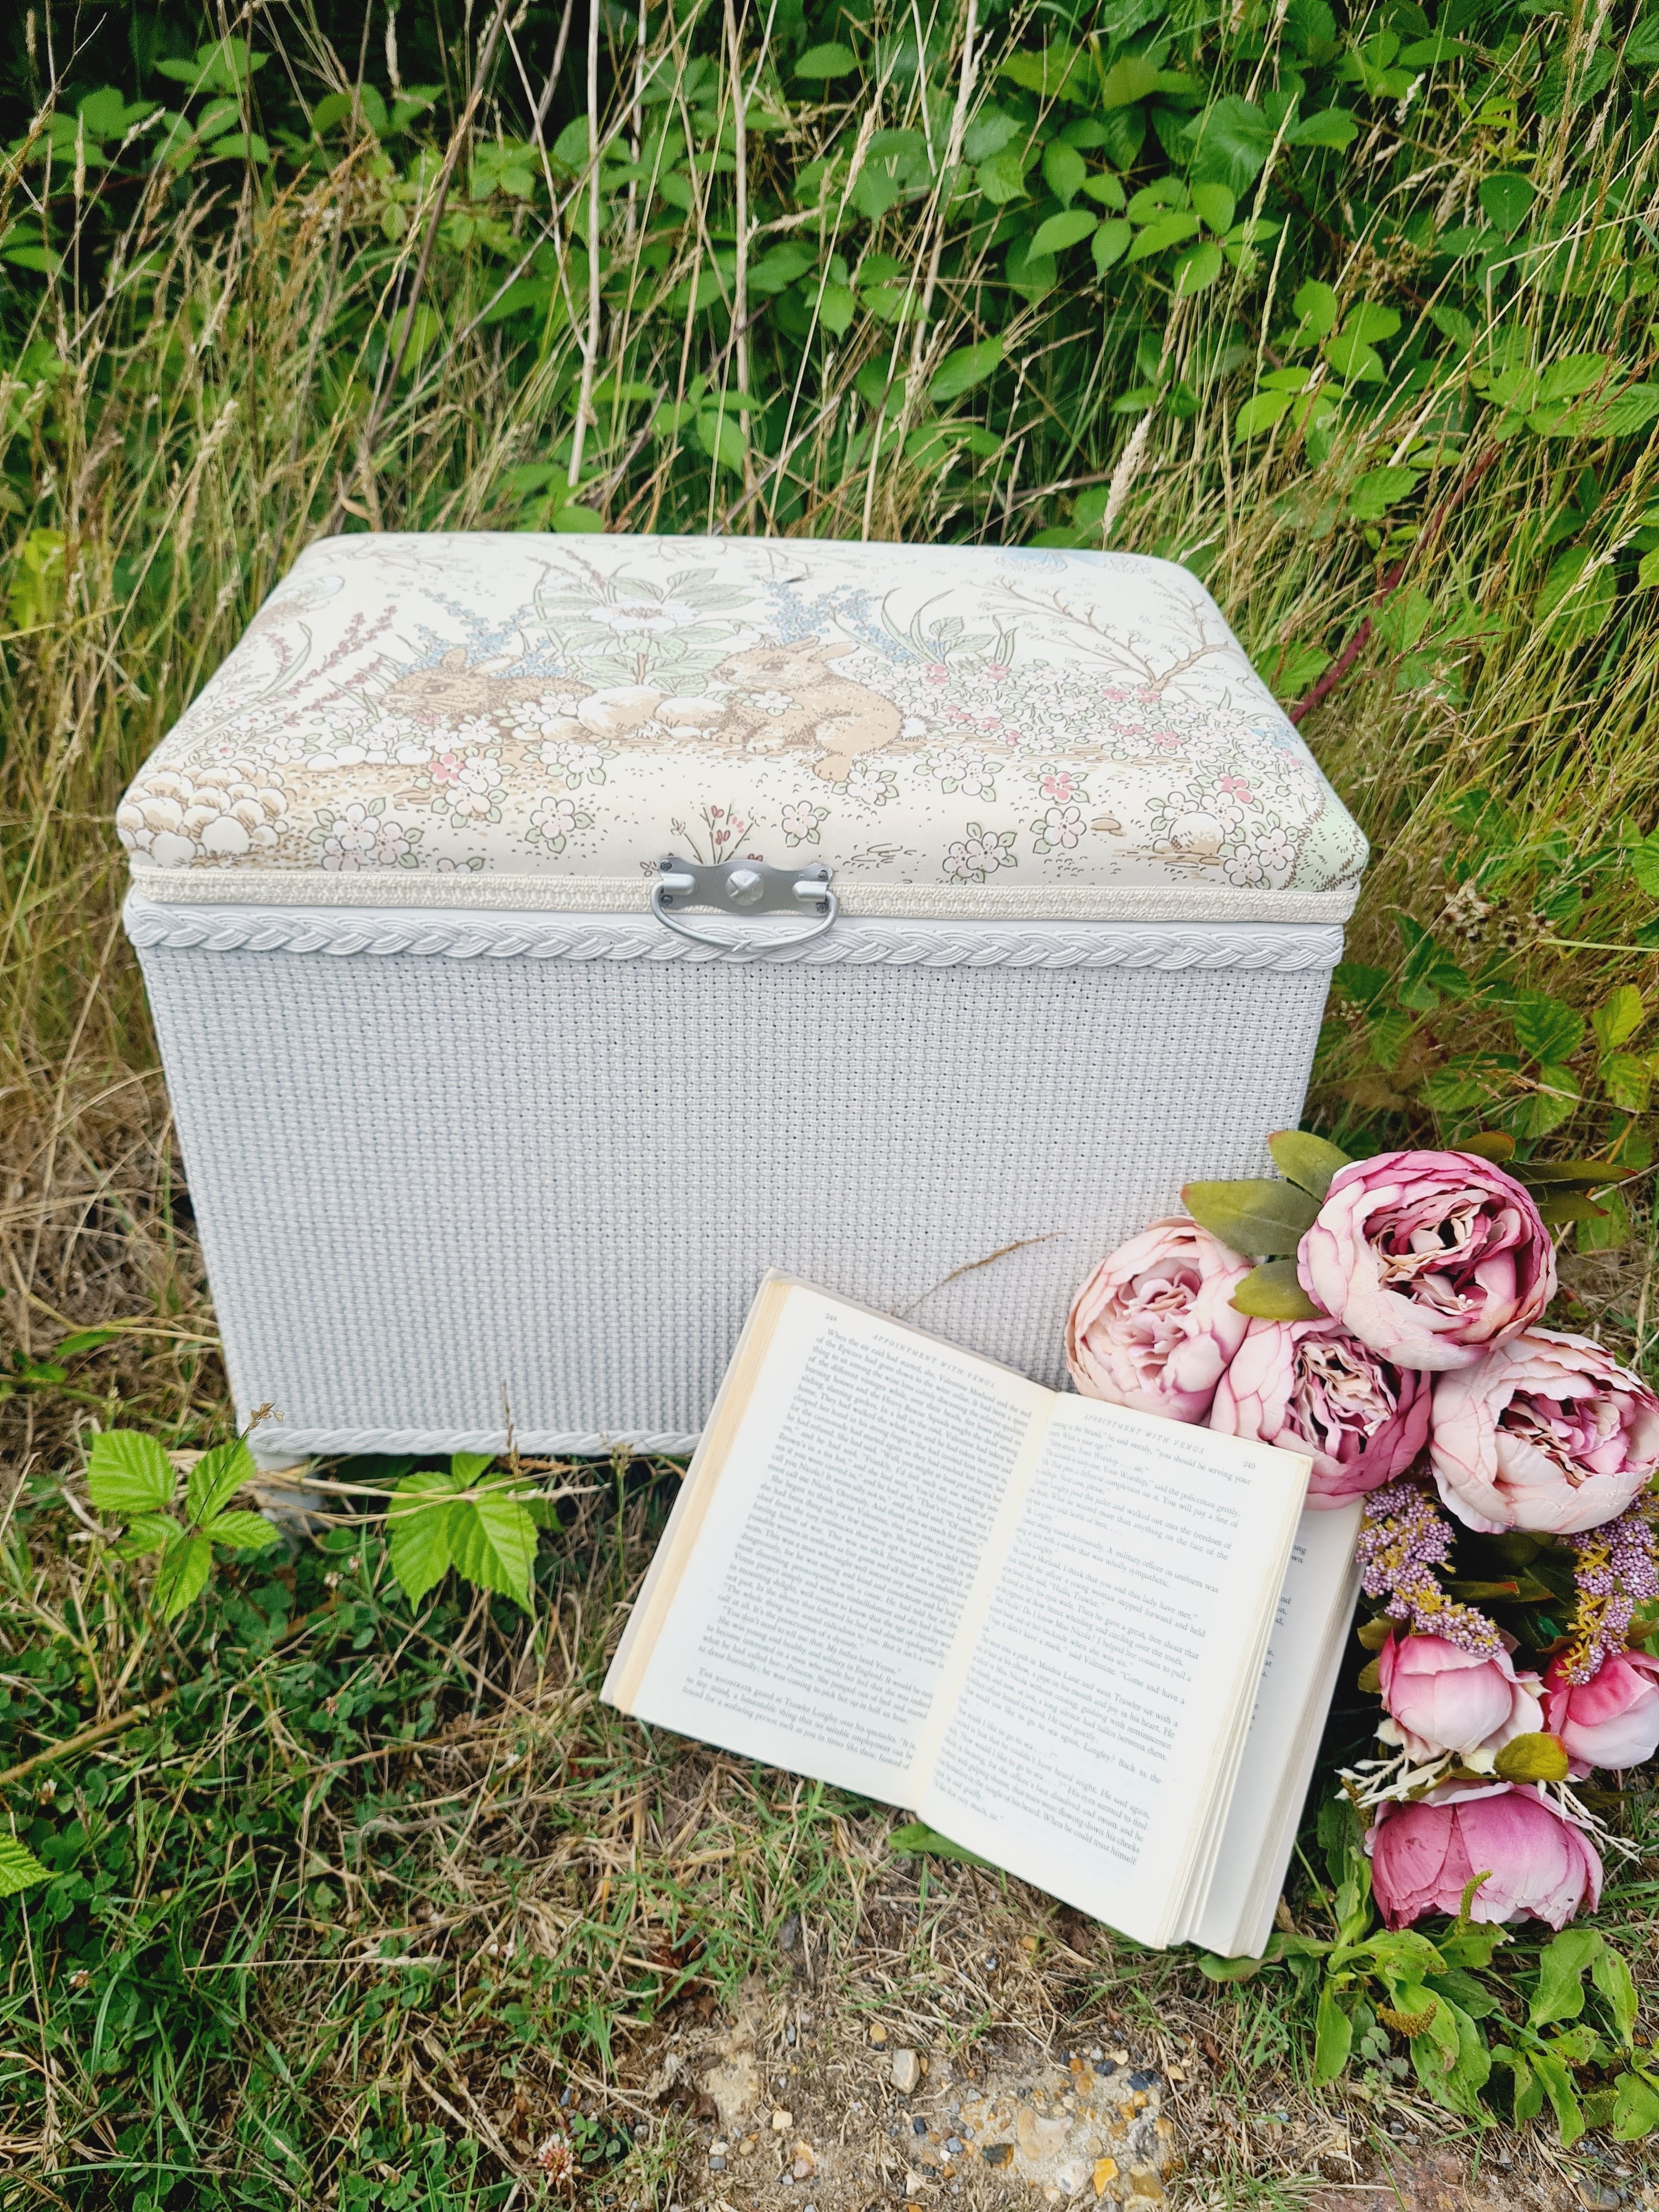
[119,533,1365,1459]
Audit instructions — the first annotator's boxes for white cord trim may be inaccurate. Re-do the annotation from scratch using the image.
[127,862,1359,926]
[256,1427,699,1458]
[126,895,1342,972]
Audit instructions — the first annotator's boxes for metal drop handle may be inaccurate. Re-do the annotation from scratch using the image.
[650,853,838,949]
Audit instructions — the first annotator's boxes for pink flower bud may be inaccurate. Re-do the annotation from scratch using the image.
[1376,1631,1542,1760]
[1368,1781,1601,1929]
[1544,1649,1659,1775]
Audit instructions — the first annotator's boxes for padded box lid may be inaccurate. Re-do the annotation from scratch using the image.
[119,532,1365,923]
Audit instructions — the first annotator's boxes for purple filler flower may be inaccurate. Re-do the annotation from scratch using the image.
[1355,1479,1503,1657]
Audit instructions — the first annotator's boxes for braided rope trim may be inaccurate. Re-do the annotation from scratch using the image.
[126,897,1342,973]
[254,1427,699,1460]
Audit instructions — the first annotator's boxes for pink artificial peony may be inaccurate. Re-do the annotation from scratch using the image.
[1544,1649,1659,1776]
[1428,1327,1659,1534]
[1066,1217,1250,1423]
[1297,1150,1555,1373]
[1376,1630,1543,1761]
[1368,1780,1601,1929]
[1209,1316,1429,1506]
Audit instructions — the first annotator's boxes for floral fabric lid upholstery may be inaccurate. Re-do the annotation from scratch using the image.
[118,532,1366,921]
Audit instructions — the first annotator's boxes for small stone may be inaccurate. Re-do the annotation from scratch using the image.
[1093,2157,1119,2198]
[913,2116,928,2136]
[771,2108,792,2132]
[708,2157,725,2172]
[791,2145,816,2181]
[1126,2170,1165,2204]
[983,2144,1013,2168]
[1055,2162,1088,2197]
[945,2137,963,2154]
[869,2022,889,2045]
[905,2168,926,2193]
[1127,2070,1159,2092]
[710,2141,728,2158]
[891,2049,922,2094]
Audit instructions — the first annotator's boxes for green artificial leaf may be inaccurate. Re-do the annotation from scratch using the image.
[448,1474,539,1609]
[1612,2069,1659,2140]
[1594,985,1645,1052]
[1028,208,1097,258]
[1592,1942,1640,2046]
[204,1509,280,1551]
[1173,241,1224,295]
[1459,1129,1516,1162]
[1530,2045,1585,2146]
[1531,1927,1602,2029]
[1231,1258,1323,1320]
[1514,990,1585,1065]
[1288,106,1358,149]
[1492,1730,1570,1782]
[154,1530,213,1620]
[1182,1177,1321,1257]
[0,1835,52,1900]
[1512,1156,1623,1188]
[1267,1128,1353,1199]
[187,1437,256,1526]
[1349,466,1421,521]
[929,338,1003,403]
[1479,172,1534,234]
[795,42,859,77]
[86,1429,175,1517]
[1197,1950,1266,1981]
[1313,1984,1353,2082]
[388,1465,465,1605]
[889,1821,994,1867]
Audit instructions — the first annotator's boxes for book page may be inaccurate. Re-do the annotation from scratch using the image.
[918,1394,1309,1946]
[603,1281,1051,1804]
[1192,1504,1362,1959]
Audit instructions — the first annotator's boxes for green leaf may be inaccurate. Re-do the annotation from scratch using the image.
[154,1530,213,1620]
[1288,106,1358,149]
[115,1512,178,1560]
[929,338,1003,403]
[1234,390,1294,438]
[1592,1942,1639,2046]
[1185,95,1274,192]
[1323,330,1383,383]
[204,1509,280,1551]
[1197,1950,1266,1981]
[1127,210,1200,260]
[186,1437,256,1526]
[1172,241,1224,295]
[1530,2046,1585,2146]
[795,42,859,77]
[1291,279,1339,338]
[1612,2069,1659,2140]
[388,1467,464,1606]
[976,147,1031,204]
[1000,42,1082,99]
[1042,140,1086,206]
[1601,1053,1652,1115]
[1459,1129,1515,1163]
[0,1835,52,1899]
[1267,1129,1353,1200]
[448,1476,539,1609]
[1313,1984,1353,2082]
[1492,1730,1570,1782]
[1349,466,1421,521]
[1514,990,1584,1065]
[1097,54,1162,109]
[1028,209,1097,258]
[888,1821,994,1867]
[1530,1927,1602,2029]
[1182,1177,1321,1257]
[1630,827,1659,898]
[1231,1259,1323,1320]
[87,1430,176,1517]
[1091,220,1132,274]
[1594,985,1645,1053]
[1190,182,1235,232]
[1479,172,1534,233]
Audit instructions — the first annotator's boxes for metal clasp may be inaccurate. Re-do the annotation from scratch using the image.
[651,853,838,949]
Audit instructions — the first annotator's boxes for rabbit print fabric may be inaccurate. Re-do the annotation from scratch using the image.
[117,533,1366,901]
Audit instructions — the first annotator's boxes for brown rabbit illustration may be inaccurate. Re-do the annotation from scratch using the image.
[382,646,578,721]
[701,635,904,783]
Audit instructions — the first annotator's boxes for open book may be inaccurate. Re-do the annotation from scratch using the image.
[604,1277,1362,1957]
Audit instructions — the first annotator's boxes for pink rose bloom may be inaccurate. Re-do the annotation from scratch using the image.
[1368,1781,1601,1929]
[1544,1650,1659,1776]
[1066,1217,1249,1424]
[1376,1631,1543,1761]
[1428,1327,1659,1534]
[1297,1151,1555,1373]
[1209,1317,1429,1507]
